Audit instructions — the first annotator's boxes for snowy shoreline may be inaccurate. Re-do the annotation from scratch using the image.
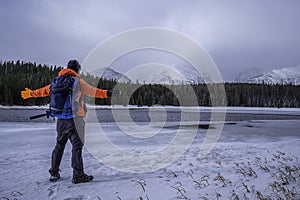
[1,104,300,111]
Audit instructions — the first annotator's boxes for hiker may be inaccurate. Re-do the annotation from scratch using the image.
[21,60,119,184]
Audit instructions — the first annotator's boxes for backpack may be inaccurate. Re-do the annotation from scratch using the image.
[48,75,80,119]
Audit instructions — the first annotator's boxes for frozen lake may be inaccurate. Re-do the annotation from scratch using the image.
[1,106,300,122]
[0,107,300,199]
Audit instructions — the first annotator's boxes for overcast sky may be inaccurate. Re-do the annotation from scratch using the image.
[1,0,300,81]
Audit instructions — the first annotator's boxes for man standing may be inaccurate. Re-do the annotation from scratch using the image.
[21,60,118,184]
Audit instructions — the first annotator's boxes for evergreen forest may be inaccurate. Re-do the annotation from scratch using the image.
[1,60,299,107]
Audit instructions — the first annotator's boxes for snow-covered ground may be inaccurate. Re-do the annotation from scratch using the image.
[0,109,300,199]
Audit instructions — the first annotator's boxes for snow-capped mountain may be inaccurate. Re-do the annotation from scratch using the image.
[89,68,131,83]
[235,67,267,83]
[235,66,300,85]
[174,65,208,84]
[145,69,187,85]
[87,65,209,85]
[125,64,208,85]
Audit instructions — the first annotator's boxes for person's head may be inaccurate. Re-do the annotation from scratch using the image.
[67,60,81,73]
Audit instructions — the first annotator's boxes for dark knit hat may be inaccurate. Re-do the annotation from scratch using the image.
[67,60,81,73]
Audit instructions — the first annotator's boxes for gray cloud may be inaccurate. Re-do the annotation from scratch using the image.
[1,0,300,81]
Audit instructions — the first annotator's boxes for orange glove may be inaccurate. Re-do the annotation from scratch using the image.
[21,88,33,99]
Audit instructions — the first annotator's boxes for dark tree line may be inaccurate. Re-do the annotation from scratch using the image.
[1,60,299,107]
[224,83,299,107]
[0,60,62,106]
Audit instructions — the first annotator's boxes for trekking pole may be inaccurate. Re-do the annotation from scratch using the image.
[30,110,52,120]
[30,113,48,120]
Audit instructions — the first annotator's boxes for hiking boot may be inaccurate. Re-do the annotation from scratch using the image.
[49,169,60,182]
[49,172,60,182]
[72,174,93,184]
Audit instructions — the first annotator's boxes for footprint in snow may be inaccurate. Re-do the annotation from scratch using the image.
[47,184,58,200]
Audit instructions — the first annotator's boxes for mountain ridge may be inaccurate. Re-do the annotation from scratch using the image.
[235,65,300,85]
[89,65,208,85]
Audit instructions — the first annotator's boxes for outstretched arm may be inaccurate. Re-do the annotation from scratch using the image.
[21,85,50,99]
[79,79,109,98]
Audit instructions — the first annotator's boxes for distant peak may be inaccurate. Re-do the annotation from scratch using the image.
[236,65,300,85]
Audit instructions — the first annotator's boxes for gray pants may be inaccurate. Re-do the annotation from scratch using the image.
[49,117,85,178]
